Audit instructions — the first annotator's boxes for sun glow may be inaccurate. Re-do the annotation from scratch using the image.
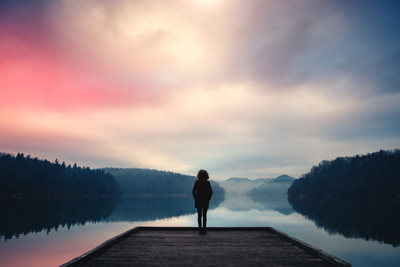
[190,0,225,8]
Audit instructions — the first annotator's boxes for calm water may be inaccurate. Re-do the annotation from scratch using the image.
[1,194,400,267]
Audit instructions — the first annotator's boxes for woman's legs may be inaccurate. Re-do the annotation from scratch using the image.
[197,207,202,228]
[197,206,208,234]
[202,208,207,229]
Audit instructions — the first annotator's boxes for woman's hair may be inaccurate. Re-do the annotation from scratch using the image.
[197,169,209,180]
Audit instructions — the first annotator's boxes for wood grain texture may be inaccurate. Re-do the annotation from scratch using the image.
[63,227,351,267]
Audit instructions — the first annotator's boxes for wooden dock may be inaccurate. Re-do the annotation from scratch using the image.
[61,227,351,267]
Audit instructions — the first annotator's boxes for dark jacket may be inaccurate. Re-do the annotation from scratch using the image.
[192,179,213,209]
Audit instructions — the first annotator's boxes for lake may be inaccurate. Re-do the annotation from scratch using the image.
[1,194,400,267]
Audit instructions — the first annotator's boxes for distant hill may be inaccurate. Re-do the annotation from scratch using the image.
[220,175,295,195]
[247,175,296,196]
[104,168,225,196]
[272,175,296,183]
[288,150,400,198]
[220,177,272,194]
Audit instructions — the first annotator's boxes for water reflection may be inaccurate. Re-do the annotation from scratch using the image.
[250,195,294,215]
[106,195,224,222]
[2,193,400,250]
[288,196,400,247]
[221,194,294,215]
[0,197,119,240]
[0,195,225,240]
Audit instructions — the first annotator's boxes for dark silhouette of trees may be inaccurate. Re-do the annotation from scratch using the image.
[104,168,225,196]
[0,153,225,197]
[0,153,121,197]
[288,150,400,198]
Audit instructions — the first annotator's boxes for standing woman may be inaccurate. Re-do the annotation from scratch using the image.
[192,169,213,235]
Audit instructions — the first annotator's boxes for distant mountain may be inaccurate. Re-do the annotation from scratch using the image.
[225,177,252,182]
[220,175,295,195]
[104,168,225,196]
[247,175,296,196]
[288,149,400,198]
[220,177,272,194]
[271,175,296,183]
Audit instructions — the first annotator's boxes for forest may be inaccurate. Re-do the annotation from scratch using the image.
[288,150,400,198]
[104,168,225,196]
[0,153,225,197]
[0,153,121,197]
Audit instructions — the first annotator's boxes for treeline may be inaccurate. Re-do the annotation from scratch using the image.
[288,150,400,198]
[104,168,225,196]
[0,153,121,197]
[0,152,225,197]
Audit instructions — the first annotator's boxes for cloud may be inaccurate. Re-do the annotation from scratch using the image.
[215,0,400,96]
[49,0,230,86]
[1,0,400,180]
[3,0,400,96]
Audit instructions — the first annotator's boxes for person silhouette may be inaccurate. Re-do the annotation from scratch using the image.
[192,169,213,235]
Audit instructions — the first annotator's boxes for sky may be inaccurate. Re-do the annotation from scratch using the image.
[1,0,400,181]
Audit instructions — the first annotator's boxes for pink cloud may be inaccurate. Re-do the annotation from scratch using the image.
[0,33,156,113]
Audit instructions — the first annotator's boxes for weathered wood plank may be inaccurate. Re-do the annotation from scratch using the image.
[61,227,351,267]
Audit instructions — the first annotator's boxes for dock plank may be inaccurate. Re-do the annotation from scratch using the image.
[61,227,351,267]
